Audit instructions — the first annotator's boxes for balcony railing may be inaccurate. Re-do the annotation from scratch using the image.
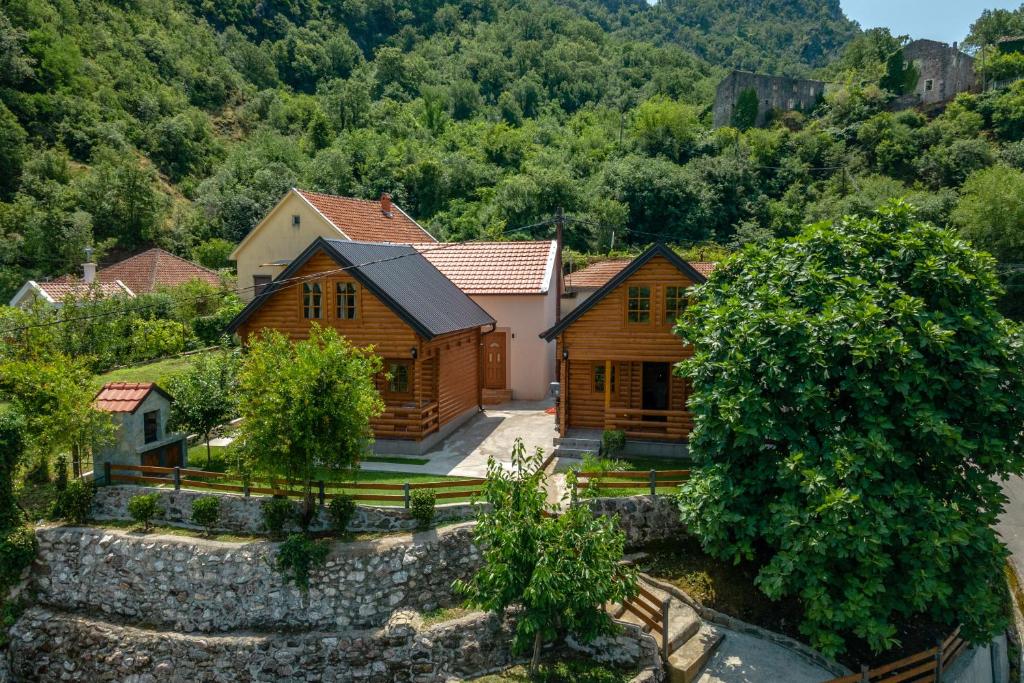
[373,401,440,440]
[603,407,692,441]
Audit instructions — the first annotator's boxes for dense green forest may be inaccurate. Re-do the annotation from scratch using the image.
[1,0,1024,315]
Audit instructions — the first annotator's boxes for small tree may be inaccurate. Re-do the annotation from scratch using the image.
[0,405,26,531]
[191,496,221,536]
[731,88,760,131]
[128,493,160,532]
[676,202,1024,656]
[166,348,240,468]
[454,438,637,672]
[238,325,383,524]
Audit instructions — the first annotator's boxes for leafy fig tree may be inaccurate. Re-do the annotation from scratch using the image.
[454,438,637,672]
[676,202,1024,657]
[237,325,384,524]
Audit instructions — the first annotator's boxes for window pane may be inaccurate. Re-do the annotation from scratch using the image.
[388,362,410,394]
[593,364,605,392]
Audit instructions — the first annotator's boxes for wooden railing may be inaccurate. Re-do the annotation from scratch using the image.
[825,626,966,683]
[613,584,672,662]
[373,401,440,439]
[603,408,692,441]
[576,469,690,495]
[105,463,483,508]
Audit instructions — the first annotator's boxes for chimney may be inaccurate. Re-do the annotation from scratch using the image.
[380,192,393,218]
[83,245,96,284]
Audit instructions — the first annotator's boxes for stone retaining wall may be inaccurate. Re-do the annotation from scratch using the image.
[33,524,479,633]
[586,494,685,547]
[7,606,661,682]
[92,485,480,535]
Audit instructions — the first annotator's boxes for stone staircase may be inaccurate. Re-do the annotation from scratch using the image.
[552,436,602,458]
[609,578,724,683]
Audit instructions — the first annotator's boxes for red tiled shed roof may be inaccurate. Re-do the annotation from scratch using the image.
[94,382,170,413]
[297,190,436,244]
[414,241,557,295]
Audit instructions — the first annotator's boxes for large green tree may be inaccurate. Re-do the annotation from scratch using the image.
[676,203,1024,656]
[236,325,383,520]
[455,439,637,672]
[166,347,240,467]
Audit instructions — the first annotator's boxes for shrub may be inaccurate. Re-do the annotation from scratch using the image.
[51,479,94,524]
[262,498,296,539]
[53,454,68,493]
[0,526,36,593]
[410,489,436,529]
[191,496,221,536]
[275,533,329,592]
[127,493,161,532]
[327,494,356,536]
[601,429,626,458]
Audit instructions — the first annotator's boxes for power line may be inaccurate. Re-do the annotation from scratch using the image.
[0,220,556,337]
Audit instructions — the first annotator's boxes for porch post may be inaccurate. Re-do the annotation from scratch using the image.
[604,359,612,430]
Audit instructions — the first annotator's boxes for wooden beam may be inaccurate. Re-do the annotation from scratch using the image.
[604,359,611,410]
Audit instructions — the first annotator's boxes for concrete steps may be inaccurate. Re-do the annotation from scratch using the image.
[482,388,513,405]
[608,577,724,683]
[553,436,602,458]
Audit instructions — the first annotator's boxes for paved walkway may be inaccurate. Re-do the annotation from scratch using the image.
[695,629,836,683]
[362,401,557,478]
[999,476,1024,580]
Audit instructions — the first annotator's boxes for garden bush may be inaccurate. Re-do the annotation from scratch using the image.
[410,489,436,529]
[676,203,1024,656]
[0,526,36,593]
[275,533,329,592]
[601,430,626,458]
[53,454,68,493]
[262,498,296,539]
[191,496,221,536]
[51,479,94,524]
[127,493,161,532]
[327,494,356,536]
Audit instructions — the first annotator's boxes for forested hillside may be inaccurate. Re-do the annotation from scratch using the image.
[1,0,1023,316]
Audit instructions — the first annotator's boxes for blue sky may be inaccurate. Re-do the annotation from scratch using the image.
[840,0,1020,44]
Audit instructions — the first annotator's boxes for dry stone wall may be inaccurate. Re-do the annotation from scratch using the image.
[587,494,684,547]
[7,607,661,682]
[32,523,479,633]
[92,485,480,535]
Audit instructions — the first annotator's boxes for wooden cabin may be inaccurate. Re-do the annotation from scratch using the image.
[541,244,708,447]
[228,238,496,453]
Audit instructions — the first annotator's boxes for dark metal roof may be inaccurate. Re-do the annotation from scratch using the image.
[228,238,494,340]
[539,243,708,341]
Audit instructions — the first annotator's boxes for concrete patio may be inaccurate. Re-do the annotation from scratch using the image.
[361,400,557,478]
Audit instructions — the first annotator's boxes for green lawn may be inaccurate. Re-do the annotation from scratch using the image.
[92,351,215,390]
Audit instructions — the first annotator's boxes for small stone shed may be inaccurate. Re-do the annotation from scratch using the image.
[93,382,187,476]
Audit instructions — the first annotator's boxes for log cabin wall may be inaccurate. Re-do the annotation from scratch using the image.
[556,254,696,441]
[426,328,482,427]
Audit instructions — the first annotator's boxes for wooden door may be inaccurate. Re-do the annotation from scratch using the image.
[141,449,161,467]
[642,362,670,420]
[165,442,182,467]
[484,331,507,390]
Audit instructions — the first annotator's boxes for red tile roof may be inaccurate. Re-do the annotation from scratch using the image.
[414,241,557,295]
[93,382,168,413]
[565,258,717,290]
[96,249,220,294]
[36,280,133,302]
[297,190,437,244]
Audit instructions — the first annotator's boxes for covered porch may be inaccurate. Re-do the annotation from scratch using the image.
[372,353,442,441]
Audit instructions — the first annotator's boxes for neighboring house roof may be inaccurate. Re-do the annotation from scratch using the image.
[94,382,172,414]
[564,258,716,291]
[8,279,133,307]
[540,243,709,341]
[413,241,558,295]
[230,189,436,260]
[91,248,220,294]
[228,238,495,340]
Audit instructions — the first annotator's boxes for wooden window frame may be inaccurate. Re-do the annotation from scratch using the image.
[302,281,322,319]
[386,360,413,398]
[626,285,651,324]
[336,281,358,320]
[664,285,688,325]
[592,363,617,394]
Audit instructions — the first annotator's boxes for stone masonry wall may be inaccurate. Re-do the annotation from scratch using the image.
[587,494,685,548]
[92,485,480,535]
[7,606,661,682]
[33,523,479,633]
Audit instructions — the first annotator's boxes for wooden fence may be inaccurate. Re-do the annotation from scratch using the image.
[575,469,691,496]
[825,627,967,683]
[104,463,484,508]
[612,583,672,662]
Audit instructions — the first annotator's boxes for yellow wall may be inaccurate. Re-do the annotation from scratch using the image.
[232,192,345,302]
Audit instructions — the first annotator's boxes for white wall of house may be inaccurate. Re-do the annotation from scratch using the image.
[231,192,343,302]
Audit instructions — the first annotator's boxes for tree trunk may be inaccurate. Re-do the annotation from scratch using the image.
[206,434,212,468]
[530,631,543,674]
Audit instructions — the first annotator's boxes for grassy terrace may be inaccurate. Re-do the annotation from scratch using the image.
[91,350,219,390]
